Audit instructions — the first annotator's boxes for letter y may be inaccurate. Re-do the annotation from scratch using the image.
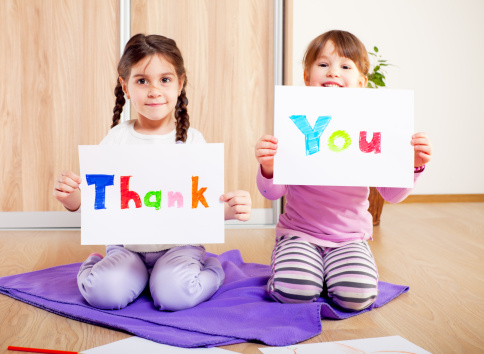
[290,115,332,155]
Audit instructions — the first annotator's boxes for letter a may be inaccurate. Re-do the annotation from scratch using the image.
[290,115,332,155]
[86,174,114,210]
[192,176,209,208]
[359,131,381,154]
[120,176,142,209]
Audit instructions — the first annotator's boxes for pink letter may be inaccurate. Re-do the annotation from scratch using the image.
[359,131,381,154]
[168,191,184,208]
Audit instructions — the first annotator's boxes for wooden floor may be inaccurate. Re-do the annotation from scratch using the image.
[1,203,483,353]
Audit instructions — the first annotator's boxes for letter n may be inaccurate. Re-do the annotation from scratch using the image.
[359,131,381,154]
[168,192,184,208]
[192,176,209,208]
[120,176,142,209]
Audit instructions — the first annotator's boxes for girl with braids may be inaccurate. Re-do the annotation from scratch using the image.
[53,34,251,311]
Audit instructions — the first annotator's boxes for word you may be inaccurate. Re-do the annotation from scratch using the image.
[85,174,209,210]
[290,115,381,156]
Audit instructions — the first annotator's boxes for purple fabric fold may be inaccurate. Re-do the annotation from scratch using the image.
[0,249,408,348]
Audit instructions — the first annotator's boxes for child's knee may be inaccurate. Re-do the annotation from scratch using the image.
[77,251,148,309]
[267,276,322,304]
[328,286,378,311]
[150,255,223,311]
[80,278,138,309]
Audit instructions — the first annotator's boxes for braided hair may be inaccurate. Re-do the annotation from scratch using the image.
[112,34,190,142]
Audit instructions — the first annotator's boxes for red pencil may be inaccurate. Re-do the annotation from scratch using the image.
[7,346,78,354]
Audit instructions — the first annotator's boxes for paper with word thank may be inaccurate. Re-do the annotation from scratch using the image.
[274,85,414,187]
[79,144,224,245]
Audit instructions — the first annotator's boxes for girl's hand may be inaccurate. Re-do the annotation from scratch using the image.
[221,190,252,222]
[411,132,432,167]
[53,171,82,211]
[255,135,278,178]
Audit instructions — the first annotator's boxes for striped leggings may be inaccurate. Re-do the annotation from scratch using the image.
[267,236,379,311]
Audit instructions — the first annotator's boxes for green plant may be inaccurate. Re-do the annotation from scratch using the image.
[367,46,393,89]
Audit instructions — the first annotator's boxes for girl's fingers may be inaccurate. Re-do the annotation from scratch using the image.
[256,148,277,157]
[61,171,82,184]
[412,132,427,139]
[411,138,430,146]
[259,135,278,144]
[57,177,80,190]
[415,145,432,154]
[232,204,251,214]
[53,190,71,199]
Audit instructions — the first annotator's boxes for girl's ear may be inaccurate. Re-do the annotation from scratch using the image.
[119,76,130,99]
[358,75,368,88]
[178,74,186,95]
[304,70,310,86]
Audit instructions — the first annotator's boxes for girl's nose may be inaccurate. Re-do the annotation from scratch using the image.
[148,85,162,97]
[327,67,340,77]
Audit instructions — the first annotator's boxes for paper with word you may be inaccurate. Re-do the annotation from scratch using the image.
[79,144,224,245]
[274,85,414,187]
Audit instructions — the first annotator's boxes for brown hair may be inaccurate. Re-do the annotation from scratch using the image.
[112,33,190,143]
[303,30,370,78]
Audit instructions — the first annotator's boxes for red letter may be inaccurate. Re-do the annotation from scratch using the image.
[192,176,209,208]
[120,176,142,209]
[359,131,381,154]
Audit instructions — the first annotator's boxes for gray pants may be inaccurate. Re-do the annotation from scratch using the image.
[77,245,224,311]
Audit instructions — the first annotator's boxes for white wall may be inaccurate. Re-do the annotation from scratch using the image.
[291,0,484,194]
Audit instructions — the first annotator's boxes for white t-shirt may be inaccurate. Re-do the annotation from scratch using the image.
[101,120,206,253]
[100,119,206,145]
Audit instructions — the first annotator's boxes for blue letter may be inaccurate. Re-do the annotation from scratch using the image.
[290,115,332,155]
[85,174,114,210]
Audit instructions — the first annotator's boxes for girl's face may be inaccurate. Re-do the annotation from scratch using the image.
[304,40,367,88]
[120,54,184,125]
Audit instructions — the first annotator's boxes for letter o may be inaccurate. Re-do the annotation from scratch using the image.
[327,130,352,152]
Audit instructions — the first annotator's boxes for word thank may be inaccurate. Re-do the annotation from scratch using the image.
[85,175,209,210]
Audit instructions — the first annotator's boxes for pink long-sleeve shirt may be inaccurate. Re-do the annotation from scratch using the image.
[257,167,422,248]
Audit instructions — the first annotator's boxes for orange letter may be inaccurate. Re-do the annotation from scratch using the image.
[191,176,209,208]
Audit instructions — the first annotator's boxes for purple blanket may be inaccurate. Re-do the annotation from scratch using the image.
[0,250,408,347]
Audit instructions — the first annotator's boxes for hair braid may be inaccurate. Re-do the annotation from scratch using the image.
[175,83,190,143]
[112,79,126,128]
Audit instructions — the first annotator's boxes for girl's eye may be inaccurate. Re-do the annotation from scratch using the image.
[137,78,147,85]
[161,77,171,84]
[318,63,328,67]
[342,65,351,70]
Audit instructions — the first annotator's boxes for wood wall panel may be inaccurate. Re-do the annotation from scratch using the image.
[132,0,273,209]
[0,0,22,211]
[0,0,119,212]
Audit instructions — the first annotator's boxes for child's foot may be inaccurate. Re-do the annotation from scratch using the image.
[203,257,225,287]
[88,252,104,261]
[77,253,104,280]
[82,252,104,268]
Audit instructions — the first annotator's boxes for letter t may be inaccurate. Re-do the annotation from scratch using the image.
[85,174,114,210]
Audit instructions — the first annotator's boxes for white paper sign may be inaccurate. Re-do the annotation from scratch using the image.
[259,335,431,354]
[83,336,235,353]
[274,86,414,187]
[79,144,224,245]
